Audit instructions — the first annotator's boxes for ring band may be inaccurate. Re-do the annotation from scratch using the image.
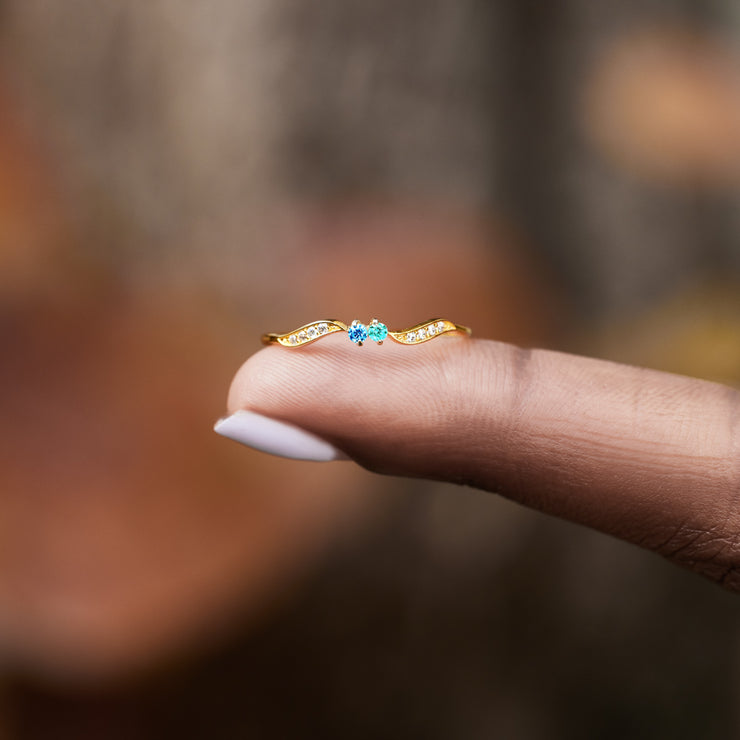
[262,318,471,347]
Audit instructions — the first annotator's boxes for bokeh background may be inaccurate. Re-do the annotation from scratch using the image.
[1,1,740,737]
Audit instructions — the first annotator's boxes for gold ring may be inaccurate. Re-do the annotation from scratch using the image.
[262,318,472,347]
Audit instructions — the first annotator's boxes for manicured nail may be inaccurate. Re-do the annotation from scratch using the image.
[213,410,349,462]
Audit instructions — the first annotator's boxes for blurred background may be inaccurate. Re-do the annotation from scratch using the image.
[1,1,740,737]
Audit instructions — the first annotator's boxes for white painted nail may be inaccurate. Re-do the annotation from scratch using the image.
[213,410,349,462]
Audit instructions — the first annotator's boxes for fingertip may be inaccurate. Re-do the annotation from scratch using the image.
[224,337,353,417]
[219,333,504,479]
[225,346,279,416]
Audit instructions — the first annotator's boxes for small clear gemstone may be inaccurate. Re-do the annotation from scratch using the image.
[318,323,329,334]
[427,324,437,336]
[416,328,427,340]
[406,331,416,342]
[307,326,318,339]
[437,321,445,332]
[289,334,298,344]
[298,331,308,342]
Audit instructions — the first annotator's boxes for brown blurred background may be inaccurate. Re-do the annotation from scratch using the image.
[1,1,740,738]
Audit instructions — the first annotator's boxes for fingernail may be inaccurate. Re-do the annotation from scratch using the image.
[213,410,349,462]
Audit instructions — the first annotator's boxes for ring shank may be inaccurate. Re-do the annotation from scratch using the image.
[262,318,470,347]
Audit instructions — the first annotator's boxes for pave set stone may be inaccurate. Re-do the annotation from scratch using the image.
[287,322,332,346]
[399,320,447,344]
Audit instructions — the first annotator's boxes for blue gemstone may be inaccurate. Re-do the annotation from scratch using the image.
[367,320,388,342]
[348,320,368,344]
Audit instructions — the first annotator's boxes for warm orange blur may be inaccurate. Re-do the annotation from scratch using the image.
[584,27,740,185]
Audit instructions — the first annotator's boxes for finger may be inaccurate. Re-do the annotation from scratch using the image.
[218,334,740,590]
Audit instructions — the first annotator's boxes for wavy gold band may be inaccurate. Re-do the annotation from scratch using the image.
[262,318,472,348]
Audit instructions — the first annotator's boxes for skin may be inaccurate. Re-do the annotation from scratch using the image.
[227,334,740,591]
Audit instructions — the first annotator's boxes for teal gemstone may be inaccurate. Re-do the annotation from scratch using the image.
[367,320,388,342]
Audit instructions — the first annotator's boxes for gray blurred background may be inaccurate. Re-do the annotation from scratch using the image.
[1,1,739,738]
